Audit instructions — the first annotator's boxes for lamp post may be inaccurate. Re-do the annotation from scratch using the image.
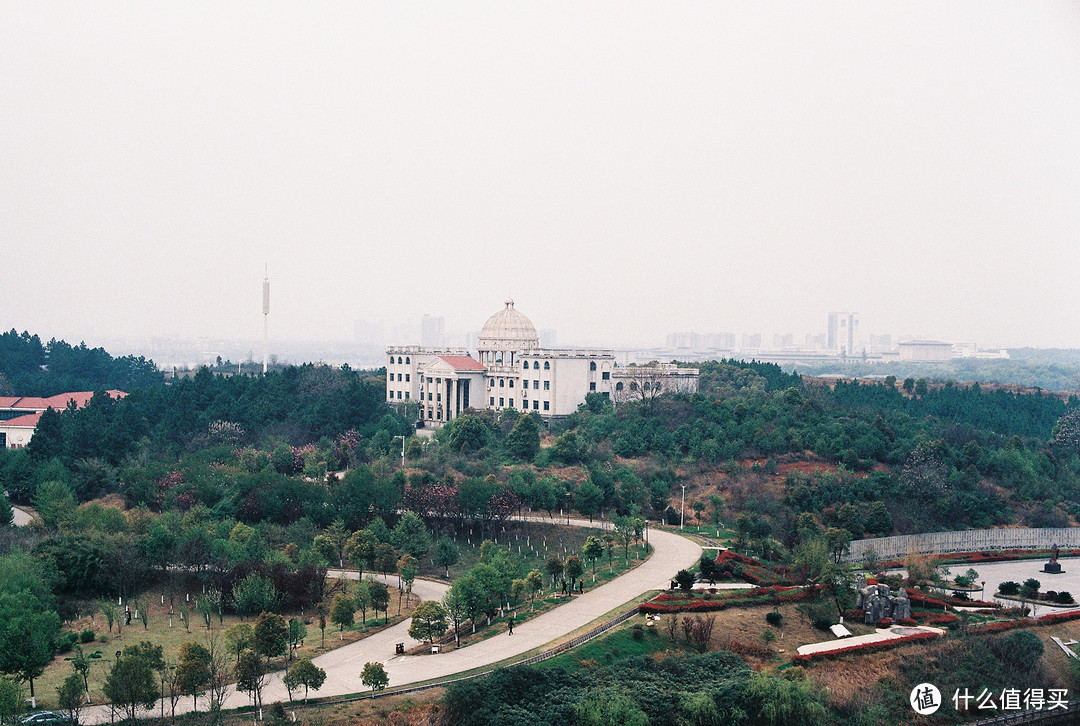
[566,492,571,526]
[392,435,405,469]
[680,484,686,530]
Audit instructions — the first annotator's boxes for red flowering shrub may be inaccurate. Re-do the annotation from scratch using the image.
[897,618,917,626]
[876,618,893,628]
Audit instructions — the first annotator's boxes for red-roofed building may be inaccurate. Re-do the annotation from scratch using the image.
[386,299,698,428]
[0,390,127,448]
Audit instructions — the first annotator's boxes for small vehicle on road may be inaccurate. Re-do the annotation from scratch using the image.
[20,713,69,725]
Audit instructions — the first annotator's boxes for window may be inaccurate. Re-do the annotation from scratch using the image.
[533,361,539,369]
[523,361,529,370]
[533,400,539,410]
[489,378,494,387]
[427,377,433,383]
[490,397,495,406]
[397,373,402,381]
[602,392,609,398]
[398,357,403,364]
[428,409,433,418]
[544,362,550,370]
[428,393,433,401]
[437,394,441,401]
[522,398,528,407]
[616,382,624,391]
[509,399,514,408]
[543,401,550,411]
[397,391,402,399]
[590,362,597,371]
[499,379,505,387]
[405,373,410,382]
[589,382,596,391]
[543,381,550,390]
[405,357,410,364]
[630,382,638,391]
[533,380,539,389]
[509,380,514,388]
[437,378,442,383]
[499,397,504,407]
[404,392,410,399]
[389,356,394,364]
[602,372,610,380]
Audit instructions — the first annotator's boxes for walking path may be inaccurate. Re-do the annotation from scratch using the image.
[81,519,701,723]
[796,625,945,656]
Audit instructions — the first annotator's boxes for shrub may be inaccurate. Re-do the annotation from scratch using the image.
[897,618,917,627]
[80,629,96,643]
[999,581,1020,596]
[877,618,893,628]
[766,612,783,626]
[1057,591,1075,604]
[55,632,77,654]
[632,625,644,641]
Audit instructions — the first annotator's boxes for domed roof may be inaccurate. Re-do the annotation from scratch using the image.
[478,298,539,350]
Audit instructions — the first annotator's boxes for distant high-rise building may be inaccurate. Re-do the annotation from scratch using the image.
[827,312,858,355]
[741,333,762,350]
[805,333,827,349]
[703,333,736,350]
[666,332,701,349]
[420,315,445,347]
[773,333,794,349]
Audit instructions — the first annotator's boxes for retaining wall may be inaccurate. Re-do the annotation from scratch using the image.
[845,528,1080,564]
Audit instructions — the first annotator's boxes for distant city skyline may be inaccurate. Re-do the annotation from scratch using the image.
[2,4,1078,350]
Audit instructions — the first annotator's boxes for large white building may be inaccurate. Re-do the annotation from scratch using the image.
[387,299,698,427]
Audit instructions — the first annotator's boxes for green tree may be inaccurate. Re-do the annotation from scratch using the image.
[392,512,431,560]
[504,414,540,462]
[344,529,377,577]
[253,612,289,662]
[175,641,211,712]
[360,662,388,696]
[433,536,460,578]
[283,658,326,703]
[914,378,929,397]
[0,677,23,725]
[544,555,564,588]
[398,555,420,612]
[745,671,826,726]
[564,555,584,588]
[225,623,254,664]
[446,414,491,453]
[35,480,75,530]
[354,581,372,624]
[864,501,893,536]
[288,618,307,660]
[230,573,279,618]
[441,586,468,646]
[0,592,61,703]
[408,601,448,643]
[71,644,91,695]
[582,536,604,577]
[0,493,11,528]
[674,569,696,592]
[102,648,160,722]
[575,479,604,521]
[369,581,390,623]
[56,672,84,725]
[330,594,355,639]
[574,690,649,726]
[234,650,267,714]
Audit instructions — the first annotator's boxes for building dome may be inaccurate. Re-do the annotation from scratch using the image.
[478,298,539,352]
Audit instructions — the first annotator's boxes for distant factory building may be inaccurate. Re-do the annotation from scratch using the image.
[897,340,954,362]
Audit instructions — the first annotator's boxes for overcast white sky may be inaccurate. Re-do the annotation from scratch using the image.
[2,2,1078,350]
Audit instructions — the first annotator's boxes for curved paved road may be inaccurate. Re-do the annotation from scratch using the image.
[82,521,700,722]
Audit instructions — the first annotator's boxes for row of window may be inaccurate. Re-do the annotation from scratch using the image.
[393,373,411,382]
[490,379,550,390]
[390,356,412,365]
[490,397,549,411]
[521,360,552,370]
[389,391,410,400]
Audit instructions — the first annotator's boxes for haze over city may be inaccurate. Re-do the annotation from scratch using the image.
[3,3,1079,354]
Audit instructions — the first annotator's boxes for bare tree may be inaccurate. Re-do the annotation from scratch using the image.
[203,632,231,725]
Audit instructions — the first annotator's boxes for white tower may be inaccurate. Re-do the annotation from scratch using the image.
[262,268,270,374]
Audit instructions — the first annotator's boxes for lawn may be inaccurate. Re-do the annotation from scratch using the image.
[31,579,420,711]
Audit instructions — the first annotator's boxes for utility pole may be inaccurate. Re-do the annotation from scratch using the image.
[262,266,270,374]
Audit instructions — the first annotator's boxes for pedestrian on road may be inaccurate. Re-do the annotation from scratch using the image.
[508,618,514,636]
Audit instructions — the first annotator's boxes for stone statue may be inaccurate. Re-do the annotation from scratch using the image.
[1043,543,1064,574]
[855,577,910,623]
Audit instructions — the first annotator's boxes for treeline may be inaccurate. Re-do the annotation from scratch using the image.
[445,651,826,726]
[0,330,161,396]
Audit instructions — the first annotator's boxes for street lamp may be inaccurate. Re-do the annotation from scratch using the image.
[392,435,406,469]
[566,492,571,525]
[680,484,686,530]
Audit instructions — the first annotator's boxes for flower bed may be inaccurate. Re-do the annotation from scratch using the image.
[907,592,949,609]
[639,586,818,614]
[714,551,791,586]
[724,639,773,659]
[922,612,960,626]
[792,631,942,663]
[877,548,1080,570]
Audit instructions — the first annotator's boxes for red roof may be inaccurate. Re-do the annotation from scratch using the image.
[438,356,486,371]
[0,411,43,428]
[0,390,128,412]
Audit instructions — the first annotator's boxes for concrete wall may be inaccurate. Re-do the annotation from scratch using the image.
[845,528,1080,563]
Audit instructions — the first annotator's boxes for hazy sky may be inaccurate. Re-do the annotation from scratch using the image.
[3,2,1079,350]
